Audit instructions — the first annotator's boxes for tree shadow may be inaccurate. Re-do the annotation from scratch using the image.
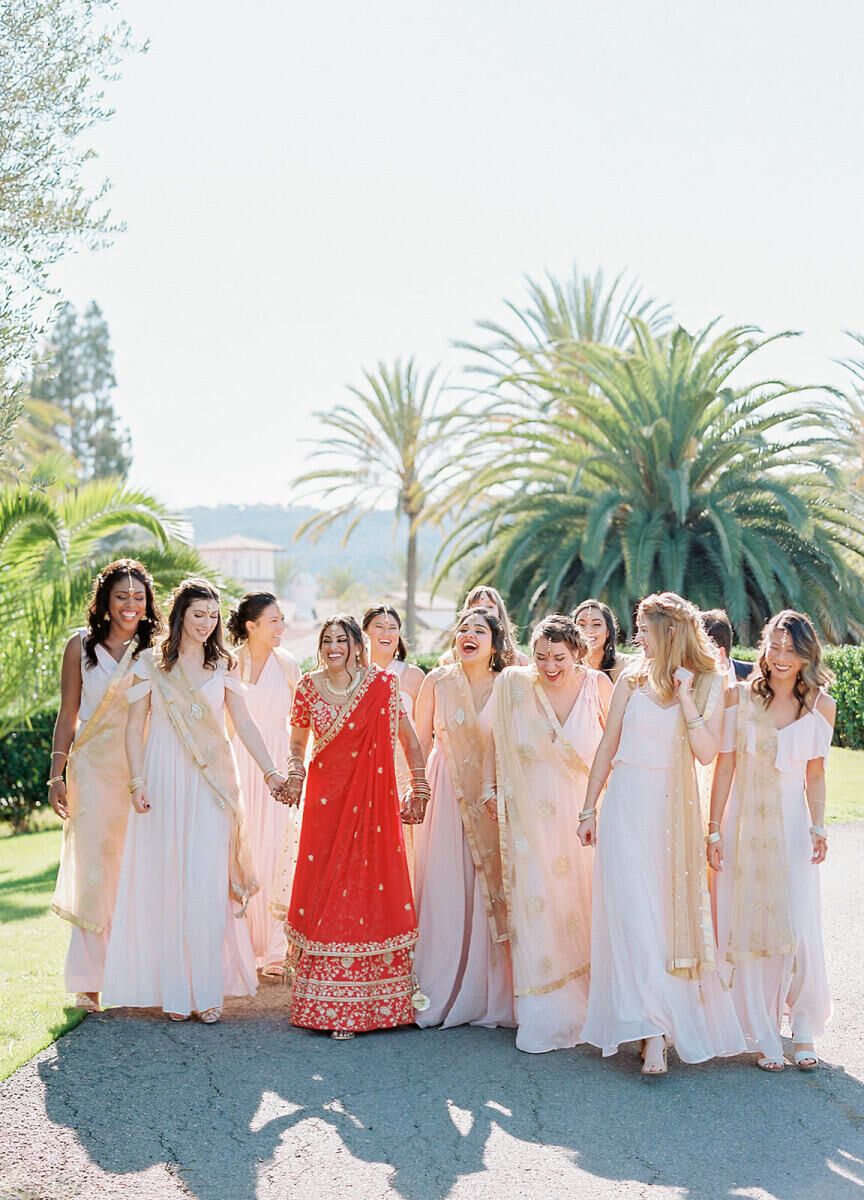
[0,863,58,922]
[33,992,864,1200]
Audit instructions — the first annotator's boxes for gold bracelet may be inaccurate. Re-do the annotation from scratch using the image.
[51,750,69,760]
[579,808,596,821]
[263,768,280,783]
[46,775,64,788]
[127,777,146,793]
[686,716,706,730]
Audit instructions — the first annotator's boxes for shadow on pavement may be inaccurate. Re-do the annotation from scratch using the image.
[36,990,864,1200]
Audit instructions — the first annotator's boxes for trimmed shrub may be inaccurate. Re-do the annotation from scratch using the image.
[0,711,55,832]
[825,645,864,749]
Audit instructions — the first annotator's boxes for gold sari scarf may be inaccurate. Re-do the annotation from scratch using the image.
[666,671,723,980]
[434,664,508,943]
[494,666,594,993]
[725,685,795,963]
[145,651,258,908]
[51,637,138,931]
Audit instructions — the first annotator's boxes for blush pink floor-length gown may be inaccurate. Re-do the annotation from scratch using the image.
[412,699,514,1029]
[232,652,300,971]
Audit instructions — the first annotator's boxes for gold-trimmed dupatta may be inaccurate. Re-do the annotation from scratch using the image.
[51,636,139,931]
[725,685,794,964]
[145,652,258,909]
[434,665,508,943]
[494,666,596,995]
[666,671,723,980]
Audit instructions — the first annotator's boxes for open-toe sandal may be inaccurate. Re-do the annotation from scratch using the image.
[330,1029,355,1041]
[199,1007,222,1024]
[756,1055,785,1072]
[74,993,100,1013]
[794,1045,818,1070]
[167,1012,190,1022]
[640,1037,668,1078]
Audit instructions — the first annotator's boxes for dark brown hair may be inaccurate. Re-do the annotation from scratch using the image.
[362,605,408,661]
[532,613,588,660]
[701,608,733,658]
[571,598,619,676]
[751,610,833,713]
[316,614,367,668]
[159,579,232,673]
[463,585,520,660]
[84,559,161,669]
[227,592,280,645]
[450,605,511,672]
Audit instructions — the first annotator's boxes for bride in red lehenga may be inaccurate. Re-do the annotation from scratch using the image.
[279,615,429,1039]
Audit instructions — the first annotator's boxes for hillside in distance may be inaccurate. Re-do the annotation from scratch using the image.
[183,504,448,586]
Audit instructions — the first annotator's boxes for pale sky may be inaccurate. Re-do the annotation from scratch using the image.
[52,0,864,511]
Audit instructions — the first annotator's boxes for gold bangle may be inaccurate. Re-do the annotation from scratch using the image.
[127,777,145,793]
[579,808,596,821]
[46,775,64,788]
[51,750,68,760]
[263,769,280,783]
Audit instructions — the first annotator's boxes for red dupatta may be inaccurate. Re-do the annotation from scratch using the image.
[285,664,416,957]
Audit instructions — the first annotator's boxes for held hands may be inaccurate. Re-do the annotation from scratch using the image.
[274,777,303,807]
[266,772,288,798]
[48,779,69,820]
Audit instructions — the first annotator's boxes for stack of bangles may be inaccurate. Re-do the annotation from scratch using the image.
[46,750,68,789]
[810,824,827,839]
[706,819,722,845]
[410,768,430,805]
[128,777,145,794]
[579,807,596,822]
[686,715,706,731]
[285,756,306,787]
[479,783,496,806]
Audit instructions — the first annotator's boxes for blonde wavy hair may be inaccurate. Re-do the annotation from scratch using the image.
[751,610,833,713]
[630,591,719,701]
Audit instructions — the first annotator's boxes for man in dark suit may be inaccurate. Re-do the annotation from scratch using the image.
[701,608,754,684]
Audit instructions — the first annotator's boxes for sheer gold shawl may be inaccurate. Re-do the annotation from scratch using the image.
[494,666,594,994]
[725,685,794,963]
[145,652,258,908]
[51,637,138,931]
[666,671,723,980]
[434,665,508,943]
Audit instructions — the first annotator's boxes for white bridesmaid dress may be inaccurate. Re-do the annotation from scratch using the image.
[582,689,745,1062]
[103,660,257,1017]
[715,704,833,1058]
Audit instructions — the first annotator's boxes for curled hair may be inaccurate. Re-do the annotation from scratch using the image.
[316,613,368,668]
[701,608,733,658]
[631,591,719,701]
[751,610,833,714]
[451,605,511,672]
[463,585,521,662]
[571,598,620,676]
[531,613,588,660]
[159,579,232,673]
[227,592,279,645]
[362,605,408,661]
[84,559,161,669]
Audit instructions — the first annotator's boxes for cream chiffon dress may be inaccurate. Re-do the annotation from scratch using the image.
[582,689,746,1062]
[102,660,257,1016]
[413,699,514,1029]
[63,632,131,992]
[715,703,833,1058]
[505,671,605,1053]
[232,652,299,971]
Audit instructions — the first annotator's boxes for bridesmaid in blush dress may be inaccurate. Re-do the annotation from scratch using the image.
[578,592,746,1076]
[102,579,288,1023]
[489,614,611,1053]
[412,607,514,1029]
[709,611,835,1072]
[227,592,301,978]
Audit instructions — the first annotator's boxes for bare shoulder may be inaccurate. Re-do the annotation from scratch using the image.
[401,662,425,690]
[815,691,836,722]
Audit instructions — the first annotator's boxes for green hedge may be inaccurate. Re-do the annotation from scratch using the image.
[825,645,864,749]
[0,713,55,832]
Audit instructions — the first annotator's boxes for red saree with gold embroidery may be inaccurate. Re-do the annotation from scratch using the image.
[285,664,418,1031]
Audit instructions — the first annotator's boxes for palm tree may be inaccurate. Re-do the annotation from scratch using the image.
[438,320,864,644]
[294,359,462,647]
[0,478,213,731]
[839,332,864,492]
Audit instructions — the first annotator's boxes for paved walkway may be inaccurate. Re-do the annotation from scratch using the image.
[2,827,863,1200]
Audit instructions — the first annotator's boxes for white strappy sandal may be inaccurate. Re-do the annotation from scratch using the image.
[756,1055,785,1072]
[793,1044,818,1070]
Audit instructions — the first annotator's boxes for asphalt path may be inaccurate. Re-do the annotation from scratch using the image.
[2,826,863,1200]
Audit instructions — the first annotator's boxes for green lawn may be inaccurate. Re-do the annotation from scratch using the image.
[1,746,862,1081]
[0,828,85,1080]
